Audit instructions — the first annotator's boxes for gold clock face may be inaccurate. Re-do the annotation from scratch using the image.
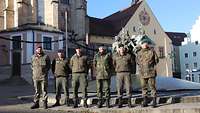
[139,10,150,26]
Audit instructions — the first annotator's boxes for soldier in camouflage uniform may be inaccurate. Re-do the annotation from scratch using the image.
[93,46,112,108]
[113,45,136,108]
[136,41,159,108]
[70,47,89,108]
[31,45,51,109]
[51,49,70,107]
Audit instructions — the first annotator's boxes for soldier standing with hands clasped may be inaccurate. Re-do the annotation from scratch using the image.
[51,49,70,107]
[30,45,51,109]
[93,46,112,108]
[70,47,89,108]
[113,45,136,108]
[136,41,159,108]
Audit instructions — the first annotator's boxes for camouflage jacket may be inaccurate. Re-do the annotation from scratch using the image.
[70,54,89,73]
[113,53,136,74]
[51,58,69,77]
[136,48,159,78]
[31,53,51,80]
[93,52,112,80]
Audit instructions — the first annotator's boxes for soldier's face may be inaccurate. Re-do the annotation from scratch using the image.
[36,47,42,54]
[119,47,125,55]
[75,48,81,55]
[141,43,149,49]
[99,47,104,53]
[58,52,63,58]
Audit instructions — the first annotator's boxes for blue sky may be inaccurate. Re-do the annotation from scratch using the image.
[87,0,200,33]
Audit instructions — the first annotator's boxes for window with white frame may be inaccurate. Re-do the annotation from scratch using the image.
[43,36,52,50]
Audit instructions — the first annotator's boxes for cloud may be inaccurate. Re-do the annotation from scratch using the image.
[190,16,200,42]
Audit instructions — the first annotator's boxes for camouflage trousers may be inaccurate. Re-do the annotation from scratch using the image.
[116,72,132,98]
[33,80,48,102]
[140,77,157,97]
[96,79,110,99]
[55,77,69,101]
[72,73,88,100]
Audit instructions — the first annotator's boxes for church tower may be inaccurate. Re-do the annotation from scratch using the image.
[70,0,87,41]
[4,0,15,28]
[0,0,5,30]
[17,0,33,25]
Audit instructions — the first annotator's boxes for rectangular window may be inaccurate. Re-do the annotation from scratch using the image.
[60,0,69,4]
[12,36,21,49]
[194,62,198,68]
[193,52,197,57]
[158,46,165,58]
[43,36,52,50]
[185,53,188,58]
[195,41,198,45]
[185,63,189,69]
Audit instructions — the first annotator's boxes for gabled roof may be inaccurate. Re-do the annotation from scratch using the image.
[89,2,142,37]
[89,17,115,36]
[166,32,187,46]
[0,23,64,34]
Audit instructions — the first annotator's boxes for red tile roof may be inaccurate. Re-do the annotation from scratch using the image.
[89,2,142,37]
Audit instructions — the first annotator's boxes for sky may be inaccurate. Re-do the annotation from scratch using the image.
[87,0,200,34]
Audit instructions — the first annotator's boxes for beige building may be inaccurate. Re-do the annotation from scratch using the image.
[88,0,173,76]
[0,0,88,66]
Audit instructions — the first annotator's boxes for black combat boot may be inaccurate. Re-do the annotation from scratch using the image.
[128,97,132,108]
[73,98,78,108]
[52,99,60,107]
[142,96,148,107]
[83,99,88,108]
[97,99,102,108]
[106,99,110,108]
[118,97,122,108]
[151,97,157,108]
[30,101,39,109]
[43,100,48,109]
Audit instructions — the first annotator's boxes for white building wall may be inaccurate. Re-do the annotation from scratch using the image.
[180,38,200,83]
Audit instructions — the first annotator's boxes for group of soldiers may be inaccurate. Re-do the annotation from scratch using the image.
[30,40,159,109]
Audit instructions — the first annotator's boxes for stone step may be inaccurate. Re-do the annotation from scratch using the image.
[18,93,176,106]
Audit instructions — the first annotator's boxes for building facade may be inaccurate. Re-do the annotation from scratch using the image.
[88,0,173,76]
[180,36,200,83]
[166,32,187,78]
[0,0,88,65]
